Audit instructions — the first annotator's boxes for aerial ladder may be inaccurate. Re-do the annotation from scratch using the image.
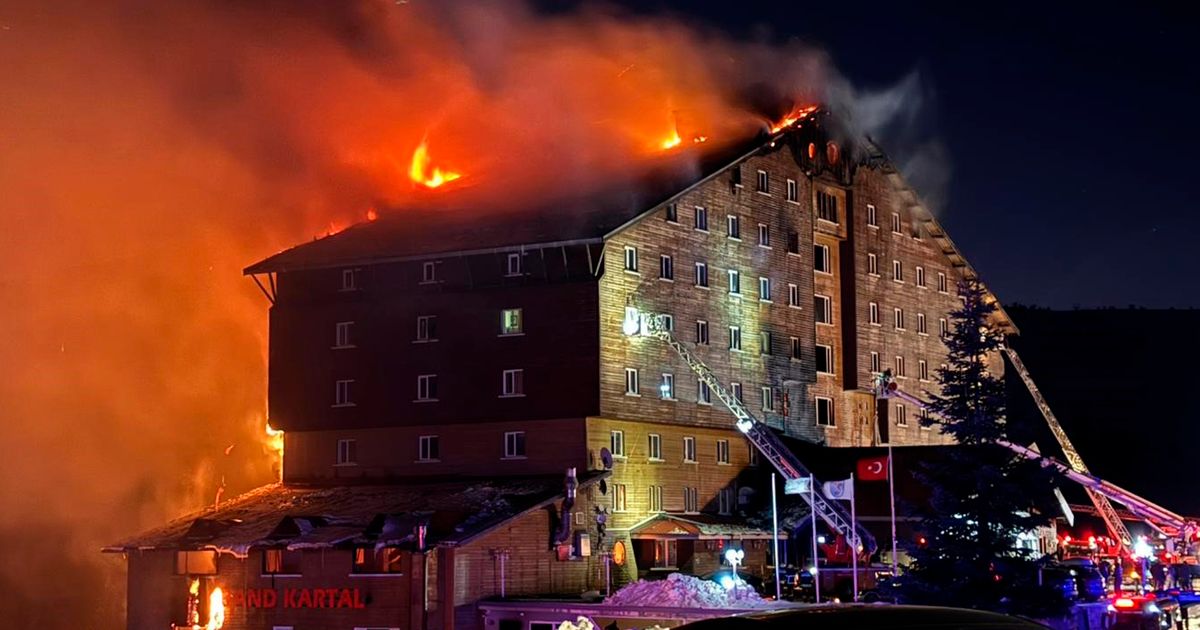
[622,307,877,553]
[873,362,1195,553]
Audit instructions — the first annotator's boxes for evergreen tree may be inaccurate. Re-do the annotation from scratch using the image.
[894,279,1067,617]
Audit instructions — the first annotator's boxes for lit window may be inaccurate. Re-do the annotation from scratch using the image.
[728,269,741,295]
[893,260,904,283]
[624,368,640,396]
[756,169,769,193]
[416,374,438,401]
[814,244,830,273]
[613,484,628,512]
[895,404,908,427]
[334,379,354,407]
[340,268,359,291]
[760,387,775,412]
[653,539,677,568]
[665,203,678,223]
[917,313,928,335]
[336,438,357,465]
[758,276,771,301]
[816,190,838,223]
[660,373,674,400]
[263,549,302,576]
[505,253,523,277]
[758,223,770,247]
[869,302,880,325]
[938,272,948,293]
[623,246,638,272]
[868,253,879,276]
[416,315,438,342]
[816,397,835,427]
[731,382,743,403]
[814,295,832,324]
[788,283,800,307]
[694,206,709,231]
[683,487,699,513]
[727,215,741,239]
[717,439,731,464]
[648,434,662,461]
[334,321,355,348]
[695,320,709,345]
[892,212,902,234]
[760,331,772,355]
[870,351,881,373]
[501,369,524,397]
[694,262,709,287]
[683,437,697,462]
[418,435,439,462]
[697,379,712,405]
[895,356,906,377]
[894,308,906,330]
[728,326,742,351]
[786,179,798,202]
[649,485,663,512]
[816,345,833,374]
[422,261,438,283]
[500,308,523,335]
[866,204,878,227]
[916,266,926,288]
[790,337,801,361]
[504,431,526,458]
[610,430,625,457]
[660,255,674,280]
[352,547,403,574]
[919,360,929,381]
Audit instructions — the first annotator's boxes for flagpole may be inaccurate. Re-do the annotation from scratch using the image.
[889,445,898,576]
[850,472,858,602]
[810,474,820,604]
[771,473,781,601]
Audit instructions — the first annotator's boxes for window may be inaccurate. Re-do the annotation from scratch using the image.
[623,246,638,272]
[718,488,734,515]
[816,190,838,223]
[938,272,948,293]
[758,223,770,247]
[416,374,438,401]
[916,266,926,288]
[418,435,439,462]
[334,321,355,349]
[694,261,709,287]
[659,254,674,280]
[940,317,949,337]
[868,253,879,276]
[894,355,906,377]
[870,351,881,373]
[756,169,769,193]
[697,379,712,405]
[660,373,675,400]
[727,215,741,239]
[892,259,904,283]
[759,276,771,301]
[761,386,775,412]
[749,446,759,467]
[500,308,523,335]
[869,302,880,325]
[683,437,697,462]
[648,434,663,461]
[731,165,743,187]
[892,212,903,234]
[416,315,438,342]
[683,487,699,513]
[695,320,709,344]
[665,203,678,223]
[663,312,673,332]
[340,268,359,291]
[867,203,878,227]
[728,325,742,351]
[501,369,524,397]
[175,550,218,575]
[787,231,800,255]
[694,206,709,231]
[728,269,741,295]
[263,549,302,575]
[610,430,625,458]
[505,252,523,277]
[648,486,663,512]
[917,313,928,335]
[919,360,929,381]
[814,244,830,273]
[334,379,354,407]
[816,397,835,427]
[895,404,908,427]
[760,331,772,355]
[788,283,800,307]
[790,337,802,361]
[919,408,932,430]
[894,308,906,331]
[624,368,640,396]
[653,539,678,568]
[613,484,628,512]
[816,345,833,374]
[353,546,403,574]
[786,178,798,202]
[336,439,357,465]
[504,431,526,458]
[814,295,832,324]
[421,261,438,283]
[731,382,743,403]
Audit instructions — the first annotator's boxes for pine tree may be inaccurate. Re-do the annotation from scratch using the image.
[894,279,1067,617]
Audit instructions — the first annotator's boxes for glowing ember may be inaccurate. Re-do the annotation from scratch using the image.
[409,139,461,188]
[265,421,284,481]
[205,587,225,630]
[366,208,378,222]
[692,135,708,144]
[660,129,682,150]
[770,105,820,133]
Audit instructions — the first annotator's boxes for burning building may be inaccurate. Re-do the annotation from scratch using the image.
[106,110,1012,629]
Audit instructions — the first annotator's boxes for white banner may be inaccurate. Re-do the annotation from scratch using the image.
[823,478,854,500]
[784,478,812,495]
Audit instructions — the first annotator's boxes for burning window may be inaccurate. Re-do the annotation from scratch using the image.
[814,244,830,273]
[416,374,438,401]
[728,325,742,351]
[660,374,674,400]
[623,246,638,272]
[505,253,523,277]
[500,308,522,335]
[693,206,709,231]
[336,439,357,466]
[683,436,697,462]
[262,549,303,575]
[416,315,438,341]
[816,397,835,427]
[760,331,772,356]
[786,179,798,203]
[758,276,771,301]
[659,254,674,280]
[867,204,878,227]
[816,190,839,223]
[814,294,832,324]
[352,547,404,574]
[815,345,833,374]
[726,214,741,239]
[826,142,841,165]
[418,435,439,461]
[756,169,769,193]
[665,203,678,223]
[694,262,708,287]
[504,431,526,458]
[624,368,639,395]
[334,379,354,407]
[334,321,354,349]
[174,551,217,575]
[501,369,524,397]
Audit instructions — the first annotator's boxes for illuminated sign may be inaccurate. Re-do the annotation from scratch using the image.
[224,588,367,609]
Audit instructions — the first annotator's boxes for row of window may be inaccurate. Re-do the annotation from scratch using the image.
[332,308,524,349]
[864,204,920,238]
[609,430,740,465]
[334,431,528,467]
[339,252,532,292]
[331,368,527,407]
[626,244,833,291]
[624,367,787,412]
[609,483,732,515]
[865,254,949,292]
[867,352,944,382]
[866,303,949,336]
[890,402,932,430]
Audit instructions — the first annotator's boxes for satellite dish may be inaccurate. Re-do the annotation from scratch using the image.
[600,448,614,470]
[599,479,608,495]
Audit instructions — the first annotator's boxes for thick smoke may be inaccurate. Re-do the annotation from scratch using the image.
[0,2,927,627]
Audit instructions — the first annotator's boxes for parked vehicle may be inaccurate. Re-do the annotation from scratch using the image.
[1060,557,1107,601]
[673,604,1052,629]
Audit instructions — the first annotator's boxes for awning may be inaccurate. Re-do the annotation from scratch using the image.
[629,514,785,541]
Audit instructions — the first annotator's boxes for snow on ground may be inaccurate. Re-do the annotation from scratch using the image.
[604,573,777,609]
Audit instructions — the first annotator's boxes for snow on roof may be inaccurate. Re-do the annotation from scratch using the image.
[630,514,784,540]
[105,473,603,557]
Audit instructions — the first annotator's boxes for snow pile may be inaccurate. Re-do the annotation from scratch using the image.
[604,572,774,609]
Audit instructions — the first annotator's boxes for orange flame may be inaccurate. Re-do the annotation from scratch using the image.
[770,105,820,133]
[660,129,682,150]
[409,139,461,188]
[366,208,378,222]
[205,587,225,630]
[265,421,284,481]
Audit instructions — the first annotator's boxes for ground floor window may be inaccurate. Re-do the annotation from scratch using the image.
[654,539,678,568]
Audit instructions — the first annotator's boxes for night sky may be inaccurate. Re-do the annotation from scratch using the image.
[614,2,1198,308]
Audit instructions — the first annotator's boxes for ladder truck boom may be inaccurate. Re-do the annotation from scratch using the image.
[624,308,877,553]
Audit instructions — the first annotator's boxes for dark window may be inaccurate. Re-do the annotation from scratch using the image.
[814,244,830,273]
[694,207,709,231]
[816,398,835,427]
[787,231,800,255]
[665,203,678,223]
[816,190,839,223]
[660,255,674,280]
[815,345,833,374]
[756,170,769,193]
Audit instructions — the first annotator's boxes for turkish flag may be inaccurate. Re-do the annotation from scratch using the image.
[857,455,889,481]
